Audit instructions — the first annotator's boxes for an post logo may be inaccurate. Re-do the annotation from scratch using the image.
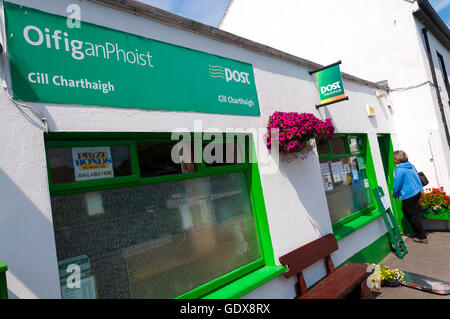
[209,65,251,84]
[320,81,342,95]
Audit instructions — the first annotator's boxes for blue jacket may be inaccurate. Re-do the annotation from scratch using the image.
[393,162,423,200]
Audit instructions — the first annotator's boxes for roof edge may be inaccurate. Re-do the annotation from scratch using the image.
[218,0,234,29]
[415,0,450,48]
[89,0,388,91]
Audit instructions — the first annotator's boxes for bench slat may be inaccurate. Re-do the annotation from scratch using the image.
[298,263,369,299]
[279,234,338,278]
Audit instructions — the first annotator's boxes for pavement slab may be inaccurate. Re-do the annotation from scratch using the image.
[374,231,450,299]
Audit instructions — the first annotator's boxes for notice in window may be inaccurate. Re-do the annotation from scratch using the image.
[352,166,359,181]
[58,255,97,299]
[363,178,370,188]
[61,276,96,299]
[72,146,115,181]
[343,163,350,174]
[320,162,333,191]
[330,162,344,183]
[357,156,366,170]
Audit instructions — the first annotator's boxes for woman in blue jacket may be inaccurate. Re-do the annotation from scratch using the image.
[393,150,428,243]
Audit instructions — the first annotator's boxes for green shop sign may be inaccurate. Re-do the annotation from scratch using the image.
[310,61,348,107]
[4,2,260,116]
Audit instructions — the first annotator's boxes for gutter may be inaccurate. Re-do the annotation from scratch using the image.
[414,0,450,51]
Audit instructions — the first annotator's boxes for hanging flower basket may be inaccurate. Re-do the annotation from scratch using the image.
[265,111,335,160]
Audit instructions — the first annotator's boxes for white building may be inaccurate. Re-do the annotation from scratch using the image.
[221,0,450,193]
[0,0,407,299]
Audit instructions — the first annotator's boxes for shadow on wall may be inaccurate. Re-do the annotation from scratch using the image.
[0,170,60,299]
[278,149,333,237]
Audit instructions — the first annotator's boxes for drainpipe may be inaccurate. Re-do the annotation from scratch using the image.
[421,27,450,148]
[428,131,441,186]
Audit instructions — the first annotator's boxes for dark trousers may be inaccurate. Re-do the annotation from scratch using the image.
[402,192,427,239]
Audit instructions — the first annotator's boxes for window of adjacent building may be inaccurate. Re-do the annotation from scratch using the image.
[45,133,267,299]
[318,135,375,224]
[436,51,450,107]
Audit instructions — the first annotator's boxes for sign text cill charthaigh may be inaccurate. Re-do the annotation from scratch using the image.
[4,2,260,116]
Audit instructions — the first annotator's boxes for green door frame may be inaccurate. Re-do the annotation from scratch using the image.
[376,134,413,234]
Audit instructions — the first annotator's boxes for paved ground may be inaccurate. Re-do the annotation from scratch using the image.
[374,231,450,299]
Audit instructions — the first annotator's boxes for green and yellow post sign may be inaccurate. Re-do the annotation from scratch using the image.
[3,2,260,116]
[310,61,348,108]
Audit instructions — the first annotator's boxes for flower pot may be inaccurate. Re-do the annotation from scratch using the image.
[421,208,450,220]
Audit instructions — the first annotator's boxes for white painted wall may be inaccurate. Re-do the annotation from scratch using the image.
[0,0,393,298]
[420,25,450,190]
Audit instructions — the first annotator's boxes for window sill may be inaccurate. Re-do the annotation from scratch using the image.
[199,265,287,299]
[333,209,382,241]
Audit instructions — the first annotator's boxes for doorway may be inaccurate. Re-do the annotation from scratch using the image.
[377,134,413,234]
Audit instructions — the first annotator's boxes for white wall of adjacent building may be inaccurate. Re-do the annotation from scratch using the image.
[1,0,394,299]
[221,0,450,192]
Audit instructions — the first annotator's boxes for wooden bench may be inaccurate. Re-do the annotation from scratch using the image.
[279,233,374,299]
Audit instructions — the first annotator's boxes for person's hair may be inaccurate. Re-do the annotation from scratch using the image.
[393,150,408,163]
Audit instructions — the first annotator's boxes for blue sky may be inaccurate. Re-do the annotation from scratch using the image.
[139,0,231,27]
[429,0,450,26]
[139,0,450,28]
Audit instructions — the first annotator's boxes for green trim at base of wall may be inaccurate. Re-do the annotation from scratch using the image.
[0,261,7,273]
[0,273,7,300]
[344,233,392,265]
[333,209,382,241]
[0,260,8,299]
[199,266,286,299]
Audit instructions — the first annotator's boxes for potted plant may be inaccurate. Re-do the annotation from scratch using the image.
[265,111,335,160]
[419,187,450,219]
[366,264,405,290]
[379,265,405,287]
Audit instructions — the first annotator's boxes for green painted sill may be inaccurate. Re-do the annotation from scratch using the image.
[200,265,286,299]
[0,261,7,273]
[333,209,382,241]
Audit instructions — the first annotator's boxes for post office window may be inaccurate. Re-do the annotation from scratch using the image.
[317,141,331,156]
[330,138,347,155]
[203,142,244,167]
[137,142,197,177]
[319,135,375,224]
[47,145,132,184]
[45,133,269,299]
[51,172,260,298]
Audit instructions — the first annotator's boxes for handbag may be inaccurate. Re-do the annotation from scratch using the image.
[417,172,429,187]
[413,164,429,186]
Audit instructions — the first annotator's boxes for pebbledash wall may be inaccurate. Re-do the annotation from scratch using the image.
[0,0,394,299]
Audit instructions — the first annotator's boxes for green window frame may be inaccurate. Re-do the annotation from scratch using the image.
[318,134,382,240]
[45,132,282,299]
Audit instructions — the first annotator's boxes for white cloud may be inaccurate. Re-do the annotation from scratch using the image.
[138,0,230,26]
[429,0,450,12]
